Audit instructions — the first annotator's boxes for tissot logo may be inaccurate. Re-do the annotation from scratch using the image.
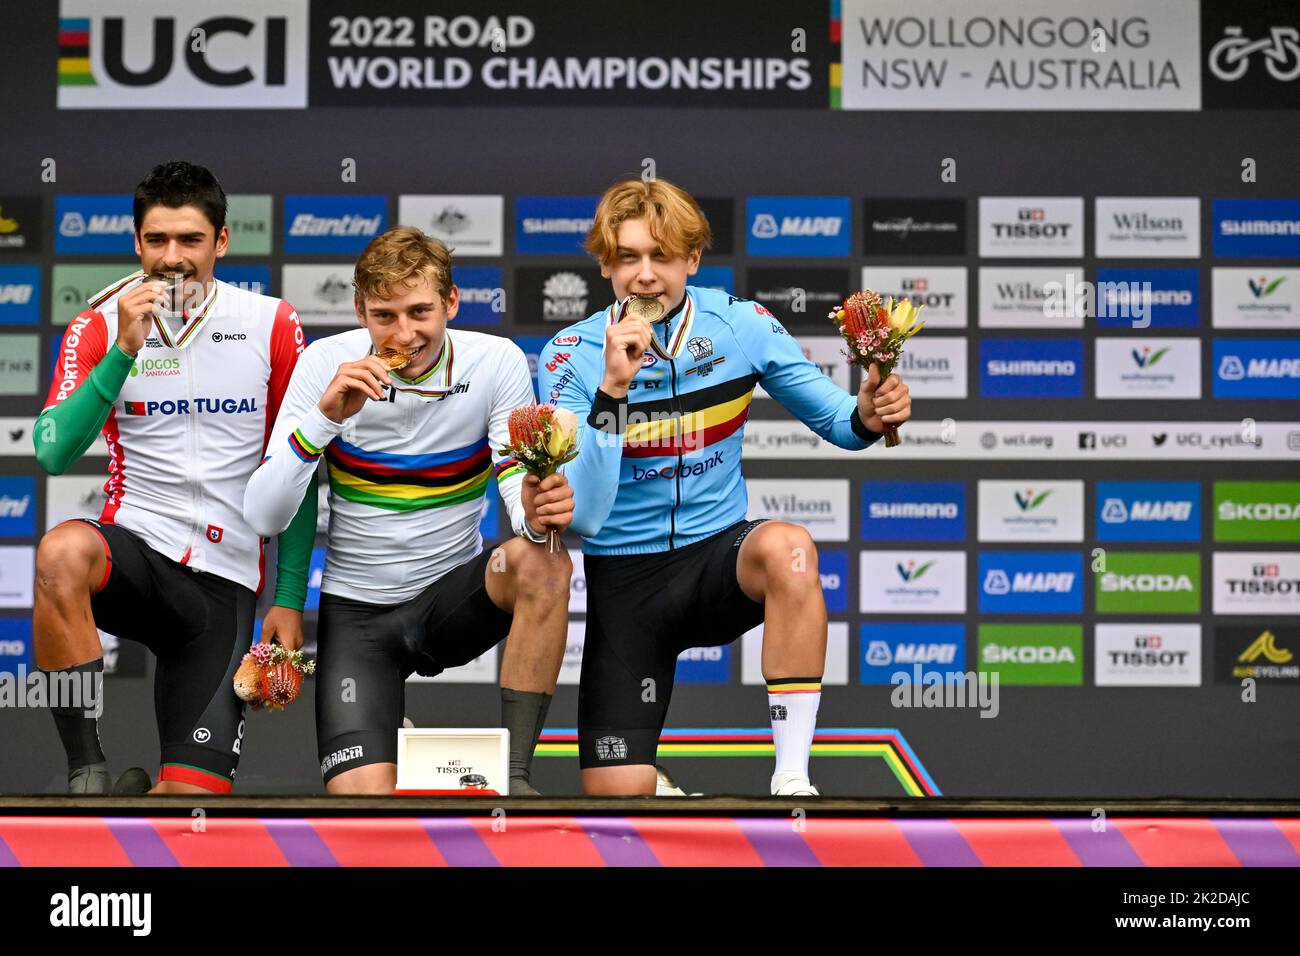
[1095,624,1201,687]
[57,2,309,109]
[979,197,1083,257]
[1213,552,1300,615]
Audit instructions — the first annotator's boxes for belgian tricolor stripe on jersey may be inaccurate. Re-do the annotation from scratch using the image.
[623,373,758,458]
[325,434,492,512]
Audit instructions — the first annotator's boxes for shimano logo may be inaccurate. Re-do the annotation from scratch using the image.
[289,213,382,237]
[869,501,958,519]
[1221,219,1300,236]
[987,360,1076,376]
[522,217,594,234]
[632,450,724,481]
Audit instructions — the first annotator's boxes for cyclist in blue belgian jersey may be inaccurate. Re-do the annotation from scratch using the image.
[537,179,912,796]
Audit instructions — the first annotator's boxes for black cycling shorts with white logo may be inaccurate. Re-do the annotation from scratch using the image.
[74,518,254,792]
[315,546,514,783]
[577,519,768,770]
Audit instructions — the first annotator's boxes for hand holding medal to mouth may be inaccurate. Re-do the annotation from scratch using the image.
[317,346,416,423]
[599,294,665,398]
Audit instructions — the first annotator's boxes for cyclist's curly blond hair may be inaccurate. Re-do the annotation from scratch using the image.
[353,226,453,305]
[585,179,712,265]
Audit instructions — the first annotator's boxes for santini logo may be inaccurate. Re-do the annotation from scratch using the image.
[50,886,151,936]
[288,214,381,237]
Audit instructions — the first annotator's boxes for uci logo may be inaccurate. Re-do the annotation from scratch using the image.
[57,12,306,110]
[212,331,247,342]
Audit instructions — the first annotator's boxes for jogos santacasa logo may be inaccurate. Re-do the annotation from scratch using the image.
[56,3,308,109]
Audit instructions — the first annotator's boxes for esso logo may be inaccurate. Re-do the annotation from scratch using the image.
[641,353,657,367]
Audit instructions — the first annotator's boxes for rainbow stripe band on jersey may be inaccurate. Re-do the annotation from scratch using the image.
[387,336,454,398]
[288,428,325,462]
[325,434,493,512]
[495,457,525,483]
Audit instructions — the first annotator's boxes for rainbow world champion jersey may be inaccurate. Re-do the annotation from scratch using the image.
[243,327,541,604]
[538,285,881,556]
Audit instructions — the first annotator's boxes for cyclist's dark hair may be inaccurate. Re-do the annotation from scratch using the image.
[133,161,227,237]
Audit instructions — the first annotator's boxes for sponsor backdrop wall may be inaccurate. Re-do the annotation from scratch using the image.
[1,0,1298,796]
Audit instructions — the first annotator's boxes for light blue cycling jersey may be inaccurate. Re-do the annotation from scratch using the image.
[538,285,882,555]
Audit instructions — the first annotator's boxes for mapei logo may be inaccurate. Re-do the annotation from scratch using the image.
[746,197,850,256]
[54,196,135,254]
[978,552,1082,613]
[1096,481,1200,542]
[1213,339,1300,398]
[860,623,966,684]
[56,5,309,110]
[0,266,40,325]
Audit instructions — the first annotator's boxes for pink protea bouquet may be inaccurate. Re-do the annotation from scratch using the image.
[500,403,579,553]
[233,643,316,712]
[829,289,924,448]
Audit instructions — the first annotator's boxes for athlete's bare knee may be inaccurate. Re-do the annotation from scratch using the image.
[510,542,573,601]
[35,524,103,596]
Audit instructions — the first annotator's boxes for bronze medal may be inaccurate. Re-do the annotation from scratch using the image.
[626,295,666,324]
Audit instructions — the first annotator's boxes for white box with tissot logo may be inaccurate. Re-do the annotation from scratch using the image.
[395,729,510,795]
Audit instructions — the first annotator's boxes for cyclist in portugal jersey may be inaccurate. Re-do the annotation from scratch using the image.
[537,179,912,797]
[244,227,573,796]
[31,162,316,795]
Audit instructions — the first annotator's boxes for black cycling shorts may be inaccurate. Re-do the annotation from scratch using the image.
[315,546,514,783]
[577,519,768,770]
[75,518,255,793]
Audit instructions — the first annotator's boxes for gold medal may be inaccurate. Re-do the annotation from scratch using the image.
[626,294,666,324]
